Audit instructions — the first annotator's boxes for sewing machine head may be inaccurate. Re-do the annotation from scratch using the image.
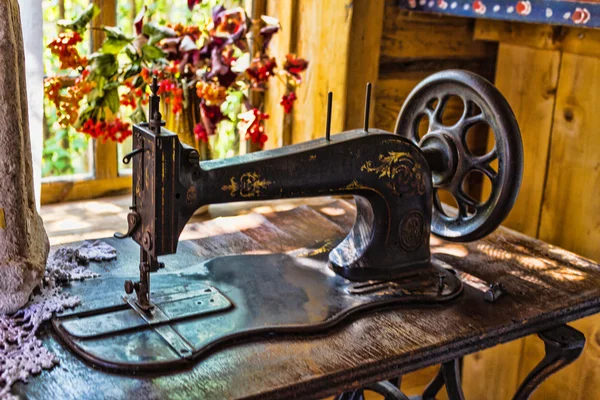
[119,71,523,310]
[53,70,523,372]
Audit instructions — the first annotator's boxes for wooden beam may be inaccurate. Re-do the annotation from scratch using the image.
[41,176,131,205]
[474,19,600,58]
[381,9,496,66]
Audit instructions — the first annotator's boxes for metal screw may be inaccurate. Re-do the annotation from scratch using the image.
[142,231,153,251]
[188,150,200,165]
[124,280,138,294]
[485,282,505,302]
[437,273,446,292]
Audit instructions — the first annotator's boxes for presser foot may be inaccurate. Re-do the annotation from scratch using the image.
[52,254,462,373]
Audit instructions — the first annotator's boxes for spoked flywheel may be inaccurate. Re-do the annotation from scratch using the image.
[395,70,523,242]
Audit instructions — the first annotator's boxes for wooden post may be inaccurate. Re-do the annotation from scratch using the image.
[91,0,119,180]
[242,0,267,154]
[264,0,298,149]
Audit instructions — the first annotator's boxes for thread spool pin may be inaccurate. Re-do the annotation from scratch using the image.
[325,91,333,142]
[364,82,372,133]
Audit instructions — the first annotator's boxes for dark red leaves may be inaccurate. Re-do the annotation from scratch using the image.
[246,56,276,89]
[283,54,309,83]
[200,102,226,136]
[188,0,203,11]
[134,6,146,35]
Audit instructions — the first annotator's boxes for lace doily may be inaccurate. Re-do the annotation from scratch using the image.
[0,240,116,399]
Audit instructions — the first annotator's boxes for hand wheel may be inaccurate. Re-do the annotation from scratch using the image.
[395,70,523,242]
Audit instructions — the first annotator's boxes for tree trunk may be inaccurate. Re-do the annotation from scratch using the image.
[0,0,49,313]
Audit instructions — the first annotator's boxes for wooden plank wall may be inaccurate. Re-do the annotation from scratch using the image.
[468,21,600,400]
[264,0,384,148]
[375,8,497,133]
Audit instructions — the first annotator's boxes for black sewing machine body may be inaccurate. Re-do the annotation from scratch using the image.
[52,70,523,372]
[130,125,433,281]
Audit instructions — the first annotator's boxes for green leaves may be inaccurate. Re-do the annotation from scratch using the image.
[221,91,244,121]
[130,106,147,124]
[142,22,177,46]
[141,44,165,61]
[90,53,118,77]
[124,64,142,80]
[101,27,133,54]
[58,4,100,33]
[104,87,120,114]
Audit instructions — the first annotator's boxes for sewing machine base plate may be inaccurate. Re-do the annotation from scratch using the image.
[52,254,462,373]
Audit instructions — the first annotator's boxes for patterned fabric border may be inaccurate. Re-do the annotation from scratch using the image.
[398,0,600,28]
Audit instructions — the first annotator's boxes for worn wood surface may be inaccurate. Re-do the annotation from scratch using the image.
[380,9,496,66]
[14,198,600,399]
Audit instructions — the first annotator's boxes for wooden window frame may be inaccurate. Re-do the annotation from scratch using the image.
[41,0,131,205]
[41,0,267,205]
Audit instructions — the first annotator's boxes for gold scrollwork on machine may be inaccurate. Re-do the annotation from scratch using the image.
[344,180,365,190]
[361,151,426,195]
[222,172,273,198]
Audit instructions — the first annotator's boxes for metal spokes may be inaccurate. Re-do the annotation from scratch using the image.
[395,70,523,242]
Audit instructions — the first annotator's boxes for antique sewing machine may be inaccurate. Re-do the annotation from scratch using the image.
[52,70,523,372]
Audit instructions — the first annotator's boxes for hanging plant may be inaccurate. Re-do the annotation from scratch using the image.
[44,2,309,152]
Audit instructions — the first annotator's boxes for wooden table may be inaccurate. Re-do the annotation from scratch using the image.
[14,198,600,399]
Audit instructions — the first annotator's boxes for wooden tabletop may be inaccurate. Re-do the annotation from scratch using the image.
[15,198,600,399]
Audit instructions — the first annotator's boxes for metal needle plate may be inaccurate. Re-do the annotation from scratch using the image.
[53,254,462,373]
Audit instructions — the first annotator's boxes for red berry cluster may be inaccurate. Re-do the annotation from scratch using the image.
[194,123,209,143]
[280,92,297,114]
[80,118,131,143]
[158,79,184,114]
[48,32,87,70]
[120,81,147,109]
[239,108,269,147]
[44,69,95,127]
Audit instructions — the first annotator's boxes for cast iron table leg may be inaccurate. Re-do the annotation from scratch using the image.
[422,358,465,400]
[334,378,409,400]
[512,324,585,400]
[335,325,584,400]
